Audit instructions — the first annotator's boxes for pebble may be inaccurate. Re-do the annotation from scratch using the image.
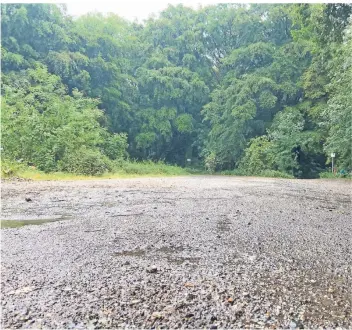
[130,300,141,305]
[151,312,163,319]
[290,320,297,329]
[146,265,158,273]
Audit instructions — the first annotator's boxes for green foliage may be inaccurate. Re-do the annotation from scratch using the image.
[175,114,193,133]
[221,168,294,179]
[0,159,25,178]
[1,3,351,178]
[319,171,352,179]
[204,153,217,173]
[114,160,188,176]
[323,21,352,168]
[101,133,128,160]
[57,147,112,176]
[1,67,127,174]
[258,170,294,179]
[238,137,275,174]
[267,105,325,178]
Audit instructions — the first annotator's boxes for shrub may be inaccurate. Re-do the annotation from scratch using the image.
[101,133,128,160]
[238,136,275,174]
[205,153,217,173]
[258,170,294,179]
[220,168,293,178]
[58,148,112,176]
[0,158,24,178]
[113,160,188,176]
[319,171,352,179]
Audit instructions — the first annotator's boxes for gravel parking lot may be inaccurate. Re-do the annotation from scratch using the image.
[1,176,351,329]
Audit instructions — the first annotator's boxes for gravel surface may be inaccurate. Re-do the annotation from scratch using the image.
[1,176,351,329]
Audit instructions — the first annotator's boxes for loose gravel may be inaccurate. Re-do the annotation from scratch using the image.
[1,176,351,329]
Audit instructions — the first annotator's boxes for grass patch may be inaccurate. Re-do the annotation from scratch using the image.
[319,171,352,179]
[1,159,193,181]
[219,169,294,179]
[113,160,189,176]
[4,158,321,181]
[1,159,25,178]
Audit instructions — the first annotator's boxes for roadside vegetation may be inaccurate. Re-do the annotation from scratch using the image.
[0,158,191,180]
[1,4,351,179]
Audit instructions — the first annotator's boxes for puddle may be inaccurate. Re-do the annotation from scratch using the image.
[167,256,201,265]
[113,246,197,262]
[102,202,116,207]
[217,221,232,231]
[156,246,201,265]
[1,216,71,229]
[113,249,146,257]
[156,246,184,254]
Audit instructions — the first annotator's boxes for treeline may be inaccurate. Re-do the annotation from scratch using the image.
[1,4,351,177]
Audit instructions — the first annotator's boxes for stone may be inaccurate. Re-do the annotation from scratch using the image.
[184,282,195,288]
[151,312,163,319]
[186,293,196,301]
[10,286,35,295]
[290,321,297,329]
[130,300,141,305]
[163,305,175,313]
[147,265,158,273]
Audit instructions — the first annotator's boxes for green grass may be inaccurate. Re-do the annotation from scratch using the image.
[9,158,349,182]
[219,169,294,179]
[319,171,352,179]
[0,158,294,181]
[1,159,193,181]
[1,159,25,178]
[113,160,189,176]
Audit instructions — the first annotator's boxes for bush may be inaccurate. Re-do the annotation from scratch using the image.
[1,68,115,175]
[238,136,275,174]
[58,148,112,176]
[101,133,128,160]
[258,170,294,179]
[1,158,24,178]
[113,160,188,176]
[319,171,352,179]
[220,169,246,176]
[205,153,217,173]
[220,168,293,178]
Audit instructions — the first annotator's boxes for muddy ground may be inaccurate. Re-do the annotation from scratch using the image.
[1,176,351,329]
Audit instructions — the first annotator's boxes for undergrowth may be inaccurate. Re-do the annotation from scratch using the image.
[4,158,349,181]
[220,169,294,179]
[319,171,352,179]
[1,158,191,180]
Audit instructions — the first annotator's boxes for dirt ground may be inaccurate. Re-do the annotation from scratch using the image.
[1,176,351,329]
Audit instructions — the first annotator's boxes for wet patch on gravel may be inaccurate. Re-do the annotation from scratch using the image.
[1,176,351,329]
[1,216,71,228]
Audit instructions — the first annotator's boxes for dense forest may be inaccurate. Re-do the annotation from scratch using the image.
[1,4,351,178]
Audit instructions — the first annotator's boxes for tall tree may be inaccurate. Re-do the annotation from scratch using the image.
[1,3,351,175]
